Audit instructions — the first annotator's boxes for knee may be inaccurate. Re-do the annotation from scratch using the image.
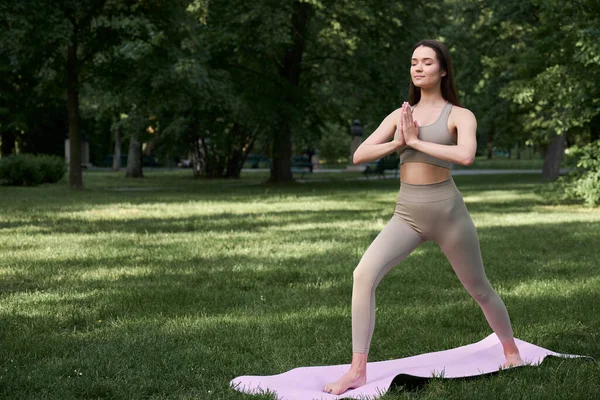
[353,264,377,287]
[465,280,494,304]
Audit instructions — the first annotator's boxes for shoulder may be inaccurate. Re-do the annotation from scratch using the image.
[449,105,477,136]
[384,107,403,122]
[391,107,403,116]
[449,105,476,121]
[450,105,476,123]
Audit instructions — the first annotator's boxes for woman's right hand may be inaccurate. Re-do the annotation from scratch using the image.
[393,113,406,150]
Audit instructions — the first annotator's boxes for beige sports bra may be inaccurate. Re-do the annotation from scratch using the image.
[398,101,456,169]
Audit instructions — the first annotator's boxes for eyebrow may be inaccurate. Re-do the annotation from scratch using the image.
[411,57,434,61]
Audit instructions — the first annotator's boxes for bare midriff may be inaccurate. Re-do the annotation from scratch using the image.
[400,162,451,185]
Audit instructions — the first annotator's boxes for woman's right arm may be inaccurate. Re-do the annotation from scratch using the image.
[352,108,406,164]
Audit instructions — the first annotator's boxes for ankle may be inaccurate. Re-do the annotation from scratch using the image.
[350,353,368,374]
[349,365,366,374]
[500,339,520,356]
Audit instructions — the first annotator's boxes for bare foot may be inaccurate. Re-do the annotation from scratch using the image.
[500,339,523,368]
[323,370,367,395]
[502,352,524,368]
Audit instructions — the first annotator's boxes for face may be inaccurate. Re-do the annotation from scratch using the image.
[410,45,446,88]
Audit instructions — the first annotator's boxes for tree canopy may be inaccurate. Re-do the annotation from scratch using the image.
[1,0,598,186]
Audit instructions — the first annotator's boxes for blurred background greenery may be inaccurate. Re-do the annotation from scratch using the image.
[1,0,599,203]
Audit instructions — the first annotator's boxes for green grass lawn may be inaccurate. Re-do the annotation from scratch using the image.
[1,171,598,399]
[456,157,544,170]
[319,156,544,170]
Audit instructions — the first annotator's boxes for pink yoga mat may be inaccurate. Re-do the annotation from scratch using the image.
[230,333,592,400]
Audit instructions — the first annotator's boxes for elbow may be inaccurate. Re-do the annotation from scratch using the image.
[353,151,363,165]
[460,155,475,166]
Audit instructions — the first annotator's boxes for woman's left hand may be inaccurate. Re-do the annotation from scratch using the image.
[401,102,419,146]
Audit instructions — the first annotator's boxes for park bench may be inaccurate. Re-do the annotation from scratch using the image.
[363,157,399,179]
[101,154,161,168]
[244,153,271,169]
[291,155,313,178]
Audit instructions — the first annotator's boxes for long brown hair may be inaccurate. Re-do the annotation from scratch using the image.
[408,40,462,107]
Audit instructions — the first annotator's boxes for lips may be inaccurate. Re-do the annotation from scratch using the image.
[415,76,425,79]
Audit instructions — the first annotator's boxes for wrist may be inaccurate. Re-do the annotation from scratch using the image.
[407,137,419,147]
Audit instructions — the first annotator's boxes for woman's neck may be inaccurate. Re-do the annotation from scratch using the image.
[417,88,445,107]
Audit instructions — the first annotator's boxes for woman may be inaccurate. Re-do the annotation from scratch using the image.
[323,40,523,395]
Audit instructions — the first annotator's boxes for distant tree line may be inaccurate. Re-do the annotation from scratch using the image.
[1,0,598,189]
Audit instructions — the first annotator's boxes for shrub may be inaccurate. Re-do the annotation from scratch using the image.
[0,154,66,186]
[37,154,67,184]
[557,141,600,207]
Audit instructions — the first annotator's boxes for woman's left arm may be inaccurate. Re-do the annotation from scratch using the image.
[402,104,477,166]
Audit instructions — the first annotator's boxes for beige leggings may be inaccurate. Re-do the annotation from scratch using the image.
[352,178,514,353]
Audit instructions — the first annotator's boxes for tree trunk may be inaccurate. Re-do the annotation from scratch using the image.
[113,126,121,171]
[191,138,203,178]
[270,119,293,182]
[542,133,566,181]
[225,125,257,178]
[67,39,83,189]
[125,132,143,178]
[1,130,16,156]
[226,151,242,179]
[192,135,225,179]
[269,1,311,183]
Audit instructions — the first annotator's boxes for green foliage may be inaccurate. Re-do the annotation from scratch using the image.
[490,0,600,141]
[443,0,600,159]
[556,141,600,207]
[37,154,68,183]
[318,121,352,163]
[572,170,600,207]
[0,154,66,186]
[0,154,42,186]
[3,0,600,182]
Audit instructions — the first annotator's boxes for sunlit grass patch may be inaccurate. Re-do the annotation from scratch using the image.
[507,276,600,299]
[0,172,599,399]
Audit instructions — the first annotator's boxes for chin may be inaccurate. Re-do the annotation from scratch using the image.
[415,82,433,88]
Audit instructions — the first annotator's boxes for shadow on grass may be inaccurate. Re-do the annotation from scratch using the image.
[1,284,597,399]
[0,208,383,235]
[2,173,599,399]
[2,217,598,322]
[0,187,589,235]
[1,210,598,304]
[0,173,551,212]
